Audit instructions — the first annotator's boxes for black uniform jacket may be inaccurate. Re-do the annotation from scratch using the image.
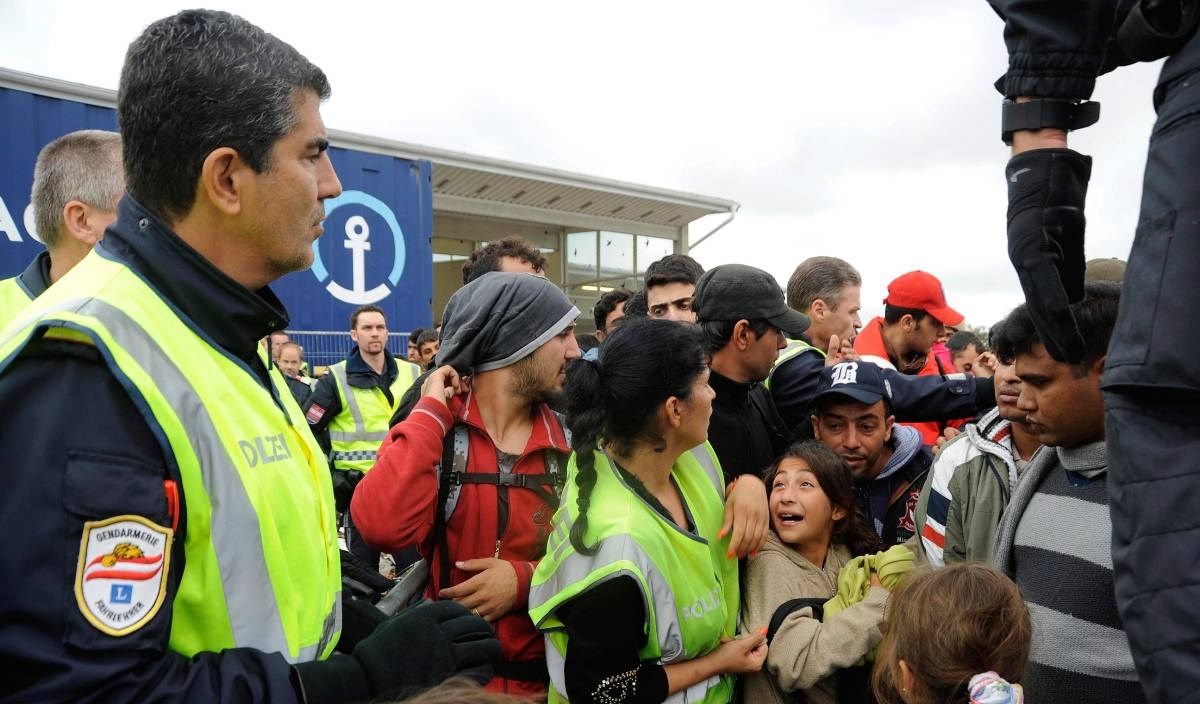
[0,196,303,702]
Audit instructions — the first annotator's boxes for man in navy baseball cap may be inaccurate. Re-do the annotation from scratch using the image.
[811,360,933,545]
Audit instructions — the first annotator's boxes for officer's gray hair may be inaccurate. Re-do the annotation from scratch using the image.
[30,130,123,250]
[786,256,861,313]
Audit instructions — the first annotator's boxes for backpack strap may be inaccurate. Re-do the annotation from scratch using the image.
[449,470,561,507]
[432,425,463,594]
[766,597,826,644]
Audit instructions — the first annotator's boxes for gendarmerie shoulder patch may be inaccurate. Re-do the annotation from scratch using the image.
[74,514,173,636]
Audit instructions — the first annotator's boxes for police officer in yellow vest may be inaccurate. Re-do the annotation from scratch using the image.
[0,130,124,329]
[529,317,770,703]
[303,304,421,569]
[0,11,496,703]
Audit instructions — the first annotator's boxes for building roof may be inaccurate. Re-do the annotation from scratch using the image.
[0,67,737,241]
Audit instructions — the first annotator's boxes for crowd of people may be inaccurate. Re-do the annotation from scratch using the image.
[0,5,1190,704]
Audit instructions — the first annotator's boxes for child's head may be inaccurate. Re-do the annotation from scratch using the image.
[873,563,1031,704]
[763,440,877,557]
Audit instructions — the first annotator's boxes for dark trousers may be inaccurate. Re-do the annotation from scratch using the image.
[344,511,420,577]
[1107,49,1200,704]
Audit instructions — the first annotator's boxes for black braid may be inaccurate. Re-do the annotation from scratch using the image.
[565,359,605,556]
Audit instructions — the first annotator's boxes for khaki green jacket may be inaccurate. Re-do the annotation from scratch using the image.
[913,408,1040,567]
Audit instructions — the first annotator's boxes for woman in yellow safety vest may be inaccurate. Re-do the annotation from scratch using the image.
[529,317,768,703]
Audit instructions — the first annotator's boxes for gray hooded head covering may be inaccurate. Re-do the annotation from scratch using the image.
[436,272,580,374]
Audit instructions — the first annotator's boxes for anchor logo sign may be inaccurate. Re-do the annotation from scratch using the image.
[310,190,407,305]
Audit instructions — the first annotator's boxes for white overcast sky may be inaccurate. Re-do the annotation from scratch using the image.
[0,0,1161,327]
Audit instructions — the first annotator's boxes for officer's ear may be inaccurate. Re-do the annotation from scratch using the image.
[197,147,250,217]
[60,201,105,247]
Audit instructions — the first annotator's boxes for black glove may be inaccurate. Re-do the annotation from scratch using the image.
[331,470,358,514]
[293,600,499,704]
[335,591,387,654]
[1005,148,1092,363]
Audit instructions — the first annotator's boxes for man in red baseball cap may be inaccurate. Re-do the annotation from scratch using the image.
[854,271,967,445]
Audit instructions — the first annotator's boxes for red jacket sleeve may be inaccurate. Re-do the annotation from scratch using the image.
[507,560,536,609]
[350,397,453,553]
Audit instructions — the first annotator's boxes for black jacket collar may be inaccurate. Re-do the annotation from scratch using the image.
[17,251,52,299]
[345,347,397,388]
[709,368,753,407]
[99,197,289,375]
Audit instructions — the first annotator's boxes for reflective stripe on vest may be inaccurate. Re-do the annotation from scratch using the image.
[327,358,421,472]
[529,443,736,704]
[764,337,824,390]
[0,250,341,662]
[0,275,35,332]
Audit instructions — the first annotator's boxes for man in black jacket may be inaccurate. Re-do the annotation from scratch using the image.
[987,3,1200,699]
[693,264,810,481]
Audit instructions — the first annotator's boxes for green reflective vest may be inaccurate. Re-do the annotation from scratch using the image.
[327,357,422,473]
[0,250,341,662]
[0,275,35,331]
[764,337,825,390]
[529,443,738,703]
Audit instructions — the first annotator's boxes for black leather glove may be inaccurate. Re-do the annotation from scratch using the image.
[1005,148,1092,363]
[293,600,499,704]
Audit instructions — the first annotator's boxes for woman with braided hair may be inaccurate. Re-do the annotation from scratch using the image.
[529,316,769,703]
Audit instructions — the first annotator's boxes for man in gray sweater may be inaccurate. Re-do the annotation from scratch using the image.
[990,281,1141,702]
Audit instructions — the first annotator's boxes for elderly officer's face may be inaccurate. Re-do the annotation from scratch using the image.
[240,90,343,283]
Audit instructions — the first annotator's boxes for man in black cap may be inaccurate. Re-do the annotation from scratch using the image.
[694,264,811,481]
[810,361,932,546]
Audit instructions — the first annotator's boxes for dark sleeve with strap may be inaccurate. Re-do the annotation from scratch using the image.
[556,576,669,704]
[748,383,795,460]
[884,368,994,423]
[302,373,342,457]
[0,338,299,703]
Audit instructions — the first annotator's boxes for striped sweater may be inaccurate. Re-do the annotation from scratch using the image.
[992,441,1145,703]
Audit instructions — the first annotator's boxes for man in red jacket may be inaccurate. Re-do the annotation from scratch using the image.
[854,271,967,445]
[351,271,579,696]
